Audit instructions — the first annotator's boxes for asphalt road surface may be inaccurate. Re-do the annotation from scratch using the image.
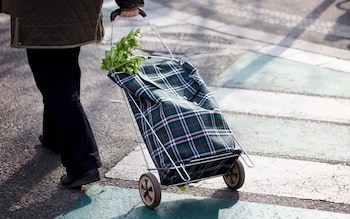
[1,0,349,218]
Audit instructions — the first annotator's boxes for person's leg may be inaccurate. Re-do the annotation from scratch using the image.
[27,48,61,152]
[26,48,102,187]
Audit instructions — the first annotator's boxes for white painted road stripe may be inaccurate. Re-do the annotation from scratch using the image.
[209,87,350,124]
[195,156,350,204]
[105,144,350,204]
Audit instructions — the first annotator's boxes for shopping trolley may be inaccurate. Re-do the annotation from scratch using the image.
[107,9,254,209]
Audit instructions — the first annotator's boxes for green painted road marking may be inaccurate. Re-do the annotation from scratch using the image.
[56,185,350,219]
[224,113,350,163]
[258,45,350,73]
[211,52,350,98]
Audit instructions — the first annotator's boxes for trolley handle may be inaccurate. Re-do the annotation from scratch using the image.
[110,8,147,21]
[109,8,175,60]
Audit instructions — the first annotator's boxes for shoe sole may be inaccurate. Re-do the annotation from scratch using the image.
[64,173,101,189]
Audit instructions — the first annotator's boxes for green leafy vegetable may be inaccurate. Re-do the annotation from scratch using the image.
[101,29,147,75]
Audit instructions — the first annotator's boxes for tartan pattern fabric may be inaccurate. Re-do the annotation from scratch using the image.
[108,60,237,182]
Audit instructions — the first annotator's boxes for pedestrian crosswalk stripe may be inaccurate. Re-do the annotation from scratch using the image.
[210,87,350,124]
[106,144,350,204]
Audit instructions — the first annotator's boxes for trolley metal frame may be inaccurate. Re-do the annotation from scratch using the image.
[109,8,254,209]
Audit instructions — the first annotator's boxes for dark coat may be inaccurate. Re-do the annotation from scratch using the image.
[10,0,104,48]
[10,0,144,49]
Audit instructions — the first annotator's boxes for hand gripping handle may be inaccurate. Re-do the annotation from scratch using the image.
[110,8,147,21]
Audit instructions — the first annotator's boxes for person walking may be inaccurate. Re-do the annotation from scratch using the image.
[9,0,144,189]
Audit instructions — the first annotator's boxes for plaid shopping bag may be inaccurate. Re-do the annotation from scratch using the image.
[109,60,237,183]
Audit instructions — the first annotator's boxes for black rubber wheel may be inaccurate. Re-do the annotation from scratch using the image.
[138,173,161,209]
[223,158,245,190]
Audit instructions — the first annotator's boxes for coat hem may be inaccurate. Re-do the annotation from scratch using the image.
[10,39,103,49]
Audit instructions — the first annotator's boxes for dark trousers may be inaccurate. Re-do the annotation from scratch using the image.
[26,47,102,176]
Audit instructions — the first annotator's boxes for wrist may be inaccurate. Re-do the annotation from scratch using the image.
[115,0,144,10]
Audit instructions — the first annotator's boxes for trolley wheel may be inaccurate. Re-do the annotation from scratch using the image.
[223,158,245,190]
[138,172,161,209]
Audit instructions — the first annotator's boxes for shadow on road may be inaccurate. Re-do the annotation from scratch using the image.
[226,0,337,84]
[0,144,61,217]
[324,0,350,49]
[118,196,238,219]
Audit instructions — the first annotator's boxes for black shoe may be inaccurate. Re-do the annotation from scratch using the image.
[60,169,100,189]
[38,135,59,154]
